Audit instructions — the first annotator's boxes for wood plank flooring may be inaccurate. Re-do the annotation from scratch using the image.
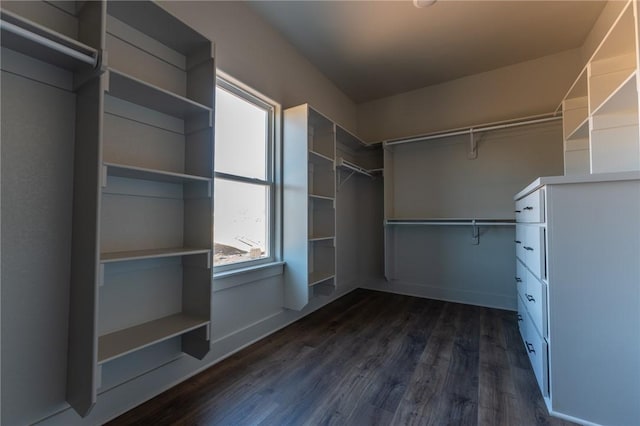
[107,289,575,426]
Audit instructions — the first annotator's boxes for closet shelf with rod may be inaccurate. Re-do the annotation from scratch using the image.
[385,218,515,245]
[385,218,515,226]
[0,9,99,71]
[336,157,382,189]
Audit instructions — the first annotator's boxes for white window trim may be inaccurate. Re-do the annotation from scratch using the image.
[213,72,282,277]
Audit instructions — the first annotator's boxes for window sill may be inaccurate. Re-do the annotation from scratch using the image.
[213,261,285,291]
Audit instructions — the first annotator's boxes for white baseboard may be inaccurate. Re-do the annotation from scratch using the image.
[362,279,517,311]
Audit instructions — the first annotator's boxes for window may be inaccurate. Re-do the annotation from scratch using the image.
[214,77,276,270]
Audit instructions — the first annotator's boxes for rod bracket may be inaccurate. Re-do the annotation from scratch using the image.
[468,129,480,160]
[471,219,480,245]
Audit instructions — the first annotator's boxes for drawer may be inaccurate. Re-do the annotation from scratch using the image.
[516,259,526,301]
[517,292,527,342]
[522,310,549,397]
[524,225,546,281]
[515,189,545,223]
[515,225,525,261]
[525,268,548,338]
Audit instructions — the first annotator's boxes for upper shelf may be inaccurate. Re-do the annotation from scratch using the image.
[107,68,212,120]
[0,9,98,71]
[591,71,638,117]
[107,1,211,57]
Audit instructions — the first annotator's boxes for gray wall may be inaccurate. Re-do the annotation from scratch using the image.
[356,49,583,143]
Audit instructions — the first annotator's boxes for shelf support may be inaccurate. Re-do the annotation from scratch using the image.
[337,168,356,191]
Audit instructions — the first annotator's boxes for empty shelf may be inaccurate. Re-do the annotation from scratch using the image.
[309,271,335,287]
[104,162,211,184]
[98,313,209,364]
[591,71,637,116]
[566,117,589,140]
[309,194,335,201]
[309,150,334,164]
[107,68,212,119]
[1,10,98,71]
[101,247,211,263]
[309,235,335,242]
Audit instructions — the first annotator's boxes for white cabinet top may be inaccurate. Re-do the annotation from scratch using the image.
[515,171,640,200]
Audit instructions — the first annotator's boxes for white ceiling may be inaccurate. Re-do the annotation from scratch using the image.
[249,0,606,103]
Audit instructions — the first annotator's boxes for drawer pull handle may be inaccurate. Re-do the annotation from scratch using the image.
[523,206,534,211]
[526,342,536,354]
[517,314,523,321]
[523,246,534,251]
[514,240,522,244]
[526,294,535,302]
[515,276,522,283]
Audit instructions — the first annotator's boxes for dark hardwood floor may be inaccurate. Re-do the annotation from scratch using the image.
[107,289,575,426]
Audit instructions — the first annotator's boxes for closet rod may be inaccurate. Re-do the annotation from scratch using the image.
[385,220,515,226]
[337,158,373,177]
[0,19,98,67]
[384,113,562,147]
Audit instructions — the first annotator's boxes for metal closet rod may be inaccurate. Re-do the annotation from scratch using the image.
[338,158,374,177]
[385,219,515,226]
[0,19,98,67]
[383,112,562,147]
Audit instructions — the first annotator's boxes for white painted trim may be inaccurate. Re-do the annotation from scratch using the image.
[362,280,516,311]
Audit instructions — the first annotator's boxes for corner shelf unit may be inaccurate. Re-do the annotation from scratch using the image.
[336,126,383,188]
[560,0,640,175]
[283,104,338,310]
[58,0,216,417]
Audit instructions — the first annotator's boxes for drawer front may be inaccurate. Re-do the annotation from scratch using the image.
[516,259,527,301]
[515,189,545,223]
[525,268,547,338]
[517,293,527,342]
[522,312,549,397]
[524,225,546,280]
[515,225,525,261]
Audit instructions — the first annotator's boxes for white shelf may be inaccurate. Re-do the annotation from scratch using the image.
[565,116,589,141]
[309,193,335,202]
[308,271,335,287]
[101,247,211,263]
[98,313,209,364]
[107,68,212,119]
[336,157,374,177]
[309,235,335,242]
[591,71,637,116]
[309,150,334,164]
[0,9,98,71]
[104,162,212,184]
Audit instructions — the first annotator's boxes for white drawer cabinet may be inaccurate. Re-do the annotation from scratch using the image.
[515,173,640,426]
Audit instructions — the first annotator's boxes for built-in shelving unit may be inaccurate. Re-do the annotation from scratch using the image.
[50,0,217,417]
[283,104,338,310]
[560,0,639,175]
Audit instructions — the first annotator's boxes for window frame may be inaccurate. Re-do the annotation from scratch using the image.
[213,75,279,274]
